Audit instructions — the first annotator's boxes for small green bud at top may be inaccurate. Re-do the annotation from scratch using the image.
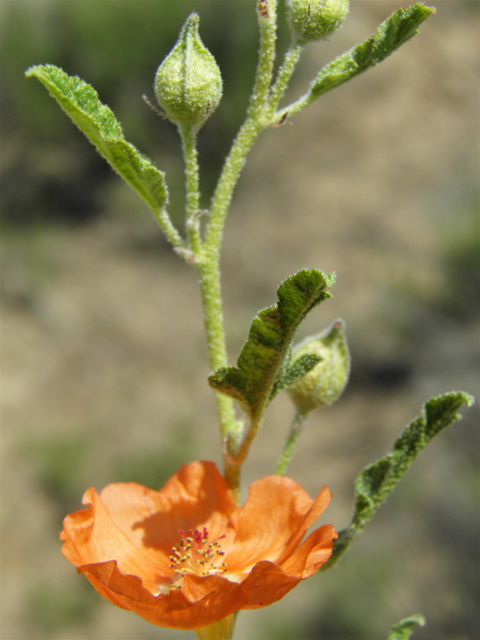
[287,319,350,413]
[154,13,222,128]
[285,0,349,43]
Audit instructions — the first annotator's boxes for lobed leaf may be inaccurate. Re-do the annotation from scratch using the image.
[209,269,334,419]
[25,65,168,214]
[388,614,426,640]
[296,4,435,110]
[323,391,474,569]
[352,391,474,528]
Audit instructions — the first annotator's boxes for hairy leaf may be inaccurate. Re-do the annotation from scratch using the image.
[271,352,322,401]
[289,3,434,113]
[323,391,474,569]
[388,614,426,640]
[209,269,334,418]
[25,65,168,213]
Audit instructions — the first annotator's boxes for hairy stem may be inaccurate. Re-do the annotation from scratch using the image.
[267,41,304,119]
[196,248,238,438]
[179,123,202,255]
[275,409,307,474]
[152,206,186,250]
[196,1,280,494]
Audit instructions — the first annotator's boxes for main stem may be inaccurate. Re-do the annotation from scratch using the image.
[196,248,238,438]
[201,1,279,494]
[197,117,266,496]
[179,123,238,444]
[195,614,236,640]
[187,0,305,496]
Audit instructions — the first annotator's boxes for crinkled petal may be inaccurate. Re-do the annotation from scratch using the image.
[78,561,248,629]
[226,480,331,571]
[145,461,238,541]
[237,524,336,609]
[105,460,237,547]
[239,561,301,608]
[280,524,338,578]
[61,487,169,593]
[61,461,237,594]
[275,486,333,565]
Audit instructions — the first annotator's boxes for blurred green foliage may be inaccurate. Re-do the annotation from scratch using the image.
[24,419,196,519]
[110,420,196,489]
[26,432,90,515]
[436,197,480,324]
[26,578,98,637]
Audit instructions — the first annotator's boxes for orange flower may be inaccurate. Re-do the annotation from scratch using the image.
[60,461,337,630]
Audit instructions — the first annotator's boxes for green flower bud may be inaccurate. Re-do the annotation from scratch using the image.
[285,0,349,43]
[287,320,350,413]
[154,13,222,128]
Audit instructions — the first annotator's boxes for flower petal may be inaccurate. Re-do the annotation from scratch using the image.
[61,486,173,592]
[61,461,238,594]
[226,478,331,572]
[237,524,337,608]
[79,561,248,629]
[275,485,332,565]
[239,561,301,608]
[109,460,237,547]
[280,524,338,578]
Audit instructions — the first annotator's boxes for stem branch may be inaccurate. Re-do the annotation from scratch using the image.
[267,41,304,119]
[152,206,186,251]
[275,409,307,474]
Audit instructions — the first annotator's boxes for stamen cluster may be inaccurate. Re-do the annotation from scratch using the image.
[169,527,228,580]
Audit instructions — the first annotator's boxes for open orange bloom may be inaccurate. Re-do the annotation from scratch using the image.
[60,460,337,630]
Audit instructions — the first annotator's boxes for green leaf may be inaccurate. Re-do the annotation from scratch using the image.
[25,65,169,217]
[209,269,334,419]
[291,3,435,112]
[271,352,323,401]
[352,391,473,528]
[388,614,426,640]
[322,391,474,570]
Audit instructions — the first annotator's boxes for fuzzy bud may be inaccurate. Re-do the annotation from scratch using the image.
[287,320,350,413]
[154,13,222,128]
[285,0,349,43]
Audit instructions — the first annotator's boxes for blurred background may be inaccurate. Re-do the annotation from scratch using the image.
[1,0,479,638]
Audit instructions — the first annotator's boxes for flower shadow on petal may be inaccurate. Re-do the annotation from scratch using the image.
[130,461,237,552]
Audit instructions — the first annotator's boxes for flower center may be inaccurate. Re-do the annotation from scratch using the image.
[169,527,227,583]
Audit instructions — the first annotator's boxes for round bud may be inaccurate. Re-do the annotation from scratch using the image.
[287,320,350,413]
[154,13,222,128]
[285,0,349,43]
